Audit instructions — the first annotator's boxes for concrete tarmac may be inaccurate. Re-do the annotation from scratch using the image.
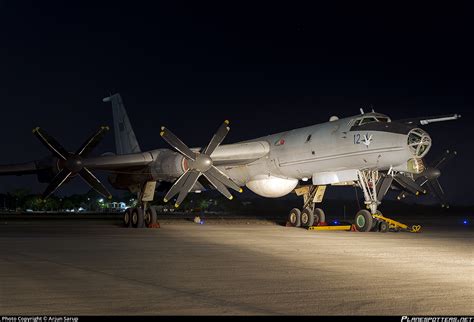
[0,217,472,315]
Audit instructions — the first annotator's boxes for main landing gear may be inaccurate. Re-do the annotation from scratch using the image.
[288,170,399,233]
[123,181,160,229]
[288,185,326,228]
[123,205,158,228]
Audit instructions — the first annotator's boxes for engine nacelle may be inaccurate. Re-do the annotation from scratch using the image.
[246,175,298,198]
[150,149,186,181]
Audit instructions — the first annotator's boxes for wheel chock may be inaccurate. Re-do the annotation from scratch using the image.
[148,223,160,228]
[410,225,422,233]
[318,222,328,226]
[350,224,357,232]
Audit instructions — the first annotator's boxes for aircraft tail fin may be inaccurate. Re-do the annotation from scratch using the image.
[102,93,141,155]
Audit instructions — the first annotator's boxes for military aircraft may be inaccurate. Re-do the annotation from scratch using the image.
[0,94,461,231]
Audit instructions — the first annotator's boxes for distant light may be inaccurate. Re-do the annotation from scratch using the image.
[98,198,104,203]
[463,220,469,225]
[195,190,202,194]
[333,220,339,225]
[302,177,309,182]
[199,220,204,225]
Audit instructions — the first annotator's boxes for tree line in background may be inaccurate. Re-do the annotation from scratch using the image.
[0,188,119,212]
[0,188,251,213]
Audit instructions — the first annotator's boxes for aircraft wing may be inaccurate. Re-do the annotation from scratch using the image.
[0,161,39,176]
[83,141,270,169]
[207,141,270,166]
[398,114,461,125]
[0,154,154,176]
[0,140,270,176]
[81,153,154,170]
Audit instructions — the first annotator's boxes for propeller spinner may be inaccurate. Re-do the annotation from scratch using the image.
[160,120,243,208]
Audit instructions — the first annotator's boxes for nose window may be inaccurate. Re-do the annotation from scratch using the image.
[408,128,431,157]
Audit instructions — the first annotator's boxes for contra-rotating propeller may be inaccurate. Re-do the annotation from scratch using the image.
[32,126,112,200]
[396,150,456,207]
[160,120,243,207]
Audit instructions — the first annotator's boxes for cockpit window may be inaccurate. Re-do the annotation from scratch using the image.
[352,115,391,127]
[359,117,377,125]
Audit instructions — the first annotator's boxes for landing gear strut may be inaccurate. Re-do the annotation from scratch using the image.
[288,185,326,228]
[354,170,394,232]
[123,181,159,229]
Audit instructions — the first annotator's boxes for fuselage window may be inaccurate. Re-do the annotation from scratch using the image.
[306,134,312,143]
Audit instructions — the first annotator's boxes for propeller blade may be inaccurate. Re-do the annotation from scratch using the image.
[376,175,393,202]
[160,127,196,160]
[175,171,201,207]
[207,166,242,193]
[32,127,69,160]
[415,176,429,187]
[427,179,447,206]
[393,174,427,196]
[164,170,190,202]
[431,150,456,170]
[203,172,233,200]
[203,120,230,156]
[42,169,72,199]
[79,168,112,199]
[76,126,110,156]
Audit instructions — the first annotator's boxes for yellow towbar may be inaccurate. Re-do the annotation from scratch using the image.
[308,225,352,231]
[372,214,422,233]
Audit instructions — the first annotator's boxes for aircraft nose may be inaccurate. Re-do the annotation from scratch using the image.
[407,128,432,158]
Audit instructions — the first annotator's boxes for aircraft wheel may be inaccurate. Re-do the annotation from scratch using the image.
[314,208,325,225]
[131,207,145,228]
[378,221,389,233]
[288,208,301,227]
[371,210,383,231]
[301,208,315,228]
[123,208,132,227]
[354,209,373,232]
[144,207,158,227]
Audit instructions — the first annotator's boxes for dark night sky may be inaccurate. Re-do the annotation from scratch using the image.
[0,2,472,204]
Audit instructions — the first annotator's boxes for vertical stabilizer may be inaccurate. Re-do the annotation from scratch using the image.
[102,93,141,155]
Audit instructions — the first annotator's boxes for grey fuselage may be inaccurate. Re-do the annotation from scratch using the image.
[108,112,428,199]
